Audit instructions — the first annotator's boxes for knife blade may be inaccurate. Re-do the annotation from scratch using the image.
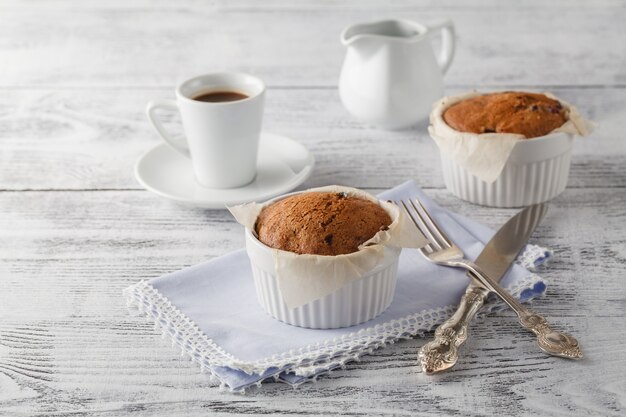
[418,203,548,374]
[472,202,548,282]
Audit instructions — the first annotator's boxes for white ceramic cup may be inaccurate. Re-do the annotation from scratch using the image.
[146,72,266,189]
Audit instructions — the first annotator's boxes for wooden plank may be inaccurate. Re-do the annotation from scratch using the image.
[0,87,623,191]
[0,322,623,416]
[0,188,624,415]
[0,3,624,88]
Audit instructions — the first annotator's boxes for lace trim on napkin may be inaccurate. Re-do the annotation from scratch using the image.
[124,244,551,390]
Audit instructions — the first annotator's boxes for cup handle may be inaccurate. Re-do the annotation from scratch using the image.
[428,20,456,75]
[146,99,191,158]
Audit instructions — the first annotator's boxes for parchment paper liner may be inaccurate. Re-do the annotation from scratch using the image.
[428,91,594,183]
[229,186,427,309]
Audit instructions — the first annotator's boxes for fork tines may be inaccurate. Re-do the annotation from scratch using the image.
[397,198,452,252]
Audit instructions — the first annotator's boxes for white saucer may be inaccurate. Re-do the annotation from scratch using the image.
[135,133,315,208]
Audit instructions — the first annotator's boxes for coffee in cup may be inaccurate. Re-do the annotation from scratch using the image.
[192,91,249,103]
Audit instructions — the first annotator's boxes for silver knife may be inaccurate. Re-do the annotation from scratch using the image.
[418,203,582,374]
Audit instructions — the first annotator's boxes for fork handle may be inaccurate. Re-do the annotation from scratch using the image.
[418,285,489,374]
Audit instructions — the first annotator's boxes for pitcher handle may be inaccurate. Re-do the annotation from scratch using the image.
[428,20,456,75]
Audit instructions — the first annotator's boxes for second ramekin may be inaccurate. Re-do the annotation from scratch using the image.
[438,131,575,207]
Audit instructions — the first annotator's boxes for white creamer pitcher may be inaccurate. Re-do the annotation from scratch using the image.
[339,19,455,130]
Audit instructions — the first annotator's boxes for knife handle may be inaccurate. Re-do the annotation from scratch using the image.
[461,264,583,361]
[418,285,489,374]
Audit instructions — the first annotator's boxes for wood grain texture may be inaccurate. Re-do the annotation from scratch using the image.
[1,189,625,416]
[1,0,625,416]
[0,1,625,88]
[0,87,624,191]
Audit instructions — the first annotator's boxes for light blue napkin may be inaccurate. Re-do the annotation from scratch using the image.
[125,180,550,391]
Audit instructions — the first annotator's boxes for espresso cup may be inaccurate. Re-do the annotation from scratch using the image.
[146,72,265,189]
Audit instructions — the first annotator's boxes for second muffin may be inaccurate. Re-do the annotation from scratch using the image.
[429,90,592,207]
[442,91,567,138]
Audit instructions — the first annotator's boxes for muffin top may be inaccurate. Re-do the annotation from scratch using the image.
[442,92,567,138]
[255,192,392,256]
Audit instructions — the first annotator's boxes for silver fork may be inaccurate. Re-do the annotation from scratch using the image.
[397,198,583,373]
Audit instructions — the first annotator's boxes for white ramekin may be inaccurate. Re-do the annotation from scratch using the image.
[439,131,574,207]
[244,192,401,329]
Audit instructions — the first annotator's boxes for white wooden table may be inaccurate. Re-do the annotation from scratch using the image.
[1,1,625,415]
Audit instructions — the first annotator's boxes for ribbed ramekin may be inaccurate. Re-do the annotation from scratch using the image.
[245,225,401,329]
[438,131,575,207]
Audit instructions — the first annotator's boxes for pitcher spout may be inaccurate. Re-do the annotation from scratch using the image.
[341,19,427,46]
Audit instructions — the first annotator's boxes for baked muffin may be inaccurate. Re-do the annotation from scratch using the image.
[255,192,392,256]
[442,92,567,138]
